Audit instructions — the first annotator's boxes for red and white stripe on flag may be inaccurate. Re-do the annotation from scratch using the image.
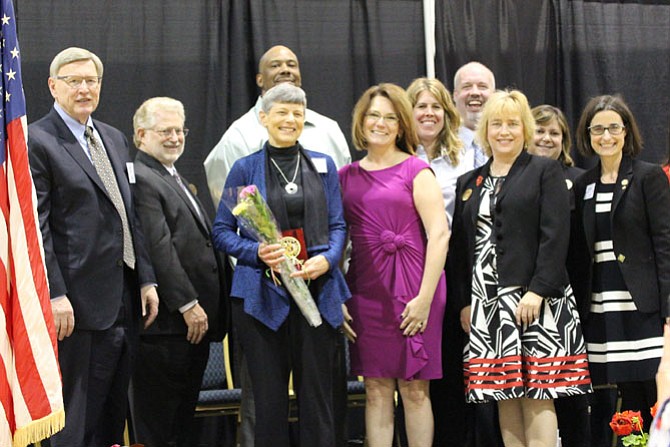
[0,0,64,445]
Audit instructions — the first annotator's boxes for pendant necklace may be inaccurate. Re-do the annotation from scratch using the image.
[270,154,301,194]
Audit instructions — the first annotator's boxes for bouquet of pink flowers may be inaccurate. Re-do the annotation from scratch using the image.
[225,185,322,327]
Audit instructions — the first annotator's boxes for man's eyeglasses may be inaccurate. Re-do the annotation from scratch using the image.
[588,123,625,136]
[149,128,189,138]
[365,111,399,125]
[55,76,102,89]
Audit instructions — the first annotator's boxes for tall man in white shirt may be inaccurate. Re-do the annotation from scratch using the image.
[453,61,495,169]
[435,61,502,447]
[204,45,350,205]
[204,45,351,446]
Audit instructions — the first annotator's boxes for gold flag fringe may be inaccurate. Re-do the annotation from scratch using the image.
[12,409,65,447]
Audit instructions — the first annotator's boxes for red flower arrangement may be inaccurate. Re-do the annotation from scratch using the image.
[610,409,652,446]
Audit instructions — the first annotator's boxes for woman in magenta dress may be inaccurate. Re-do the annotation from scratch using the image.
[339,83,449,446]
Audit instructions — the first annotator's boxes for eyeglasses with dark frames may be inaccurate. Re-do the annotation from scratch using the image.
[588,123,625,136]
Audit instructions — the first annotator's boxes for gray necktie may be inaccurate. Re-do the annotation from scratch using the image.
[173,170,203,221]
[473,142,488,169]
[85,126,136,269]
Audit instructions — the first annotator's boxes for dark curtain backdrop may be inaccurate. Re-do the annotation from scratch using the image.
[14,0,425,216]
[13,0,670,215]
[436,0,670,169]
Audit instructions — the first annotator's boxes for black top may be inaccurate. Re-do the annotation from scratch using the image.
[267,143,304,229]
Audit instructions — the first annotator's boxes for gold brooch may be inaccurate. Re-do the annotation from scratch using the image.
[280,236,302,259]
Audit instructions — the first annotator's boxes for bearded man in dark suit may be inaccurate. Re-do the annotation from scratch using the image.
[129,97,230,446]
[28,47,159,447]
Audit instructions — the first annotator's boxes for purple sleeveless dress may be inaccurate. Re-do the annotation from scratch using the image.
[339,157,446,380]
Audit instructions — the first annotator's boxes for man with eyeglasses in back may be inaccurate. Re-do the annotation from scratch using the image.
[129,97,230,446]
[28,47,159,447]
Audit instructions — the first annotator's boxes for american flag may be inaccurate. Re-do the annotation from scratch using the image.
[0,0,64,446]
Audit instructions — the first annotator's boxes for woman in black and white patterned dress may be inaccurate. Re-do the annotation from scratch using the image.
[451,90,592,447]
[571,95,670,432]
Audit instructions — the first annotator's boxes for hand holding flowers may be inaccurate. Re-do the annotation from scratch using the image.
[227,185,323,327]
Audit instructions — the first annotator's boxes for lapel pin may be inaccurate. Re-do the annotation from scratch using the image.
[617,254,625,263]
[462,188,473,201]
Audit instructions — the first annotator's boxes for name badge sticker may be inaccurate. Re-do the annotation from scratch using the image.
[127,162,136,184]
[312,158,328,173]
[584,183,595,200]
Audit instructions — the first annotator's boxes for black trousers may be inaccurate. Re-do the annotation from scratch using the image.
[130,335,209,446]
[235,323,348,447]
[431,308,468,446]
[432,301,504,447]
[619,379,657,433]
[555,394,591,447]
[47,268,137,447]
[232,298,340,447]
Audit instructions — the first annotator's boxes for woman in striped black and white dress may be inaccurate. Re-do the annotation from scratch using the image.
[571,94,670,432]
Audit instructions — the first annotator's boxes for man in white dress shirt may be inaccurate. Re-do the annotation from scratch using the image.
[453,61,496,169]
[203,45,350,205]
[434,61,503,447]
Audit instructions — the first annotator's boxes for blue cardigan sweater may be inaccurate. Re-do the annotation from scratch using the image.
[212,148,350,330]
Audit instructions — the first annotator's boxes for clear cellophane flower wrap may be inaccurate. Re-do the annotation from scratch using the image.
[222,185,322,327]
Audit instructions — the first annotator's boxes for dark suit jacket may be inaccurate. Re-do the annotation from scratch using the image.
[563,165,584,211]
[449,151,571,311]
[132,151,229,340]
[569,155,670,320]
[28,108,155,331]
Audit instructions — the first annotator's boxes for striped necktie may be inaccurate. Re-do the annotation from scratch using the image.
[473,141,488,169]
[85,126,135,269]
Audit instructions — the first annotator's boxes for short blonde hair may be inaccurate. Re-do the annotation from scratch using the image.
[49,47,103,77]
[475,90,535,157]
[406,77,463,165]
[351,83,418,155]
[133,97,185,148]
